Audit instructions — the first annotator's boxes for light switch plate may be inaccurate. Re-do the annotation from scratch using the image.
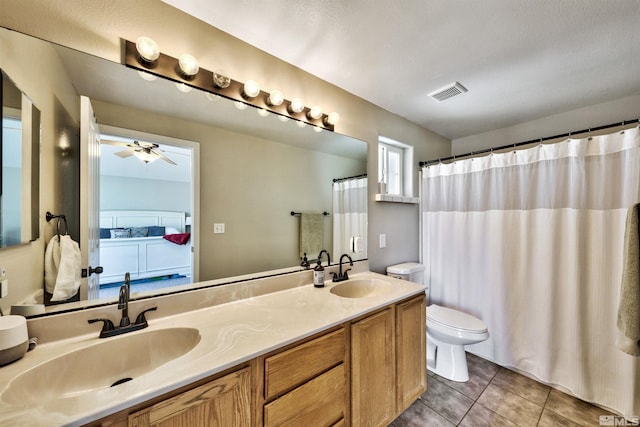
[214,223,225,234]
[379,233,386,248]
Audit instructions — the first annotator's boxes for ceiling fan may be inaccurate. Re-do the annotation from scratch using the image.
[101,139,177,165]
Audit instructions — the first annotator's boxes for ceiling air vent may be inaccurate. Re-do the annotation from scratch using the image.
[428,82,468,102]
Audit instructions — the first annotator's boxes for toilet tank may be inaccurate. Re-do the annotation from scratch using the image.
[386,262,425,284]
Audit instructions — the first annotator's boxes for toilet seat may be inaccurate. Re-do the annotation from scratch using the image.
[427,304,487,333]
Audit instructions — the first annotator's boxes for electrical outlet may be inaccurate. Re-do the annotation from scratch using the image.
[214,223,225,234]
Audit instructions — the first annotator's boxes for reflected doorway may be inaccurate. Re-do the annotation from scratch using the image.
[97,126,199,299]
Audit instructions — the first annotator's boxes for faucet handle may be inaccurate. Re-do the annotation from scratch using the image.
[88,318,115,334]
[135,307,158,326]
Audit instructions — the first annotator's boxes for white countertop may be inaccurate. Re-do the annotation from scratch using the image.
[0,271,425,426]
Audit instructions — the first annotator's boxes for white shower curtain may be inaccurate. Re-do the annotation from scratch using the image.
[333,177,367,259]
[422,127,640,419]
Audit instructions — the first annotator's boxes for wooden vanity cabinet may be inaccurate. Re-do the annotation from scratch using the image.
[89,294,425,427]
[351,294,427,427]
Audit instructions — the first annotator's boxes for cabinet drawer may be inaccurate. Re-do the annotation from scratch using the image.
[264,327,345,400]
[264,364,346,427]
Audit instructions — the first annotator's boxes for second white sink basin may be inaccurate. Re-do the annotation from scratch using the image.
[2,327,200,405]
[330,278,395,298]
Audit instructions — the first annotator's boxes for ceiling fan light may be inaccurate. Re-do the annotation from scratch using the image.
[178,54,199,77]
[135,36,160,63]
[133,150,158,163]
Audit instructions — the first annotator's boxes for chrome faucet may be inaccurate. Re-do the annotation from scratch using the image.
[88,272,157,338]
[333,254,354,282]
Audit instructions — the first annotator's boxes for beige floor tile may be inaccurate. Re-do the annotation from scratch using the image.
[421,376,475,425]
[432,370,491,401]
[467,352,500,381]
[491,368,550,406]
[545,389,614,427]
[537,408,583,427]
[459,403,519,427]
[477,383,543,427]
[391,400,455,427]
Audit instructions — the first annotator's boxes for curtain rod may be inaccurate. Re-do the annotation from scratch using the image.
[333,173,367,183]
[419,118,640,167]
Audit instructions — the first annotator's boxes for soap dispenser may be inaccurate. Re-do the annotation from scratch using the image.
[313,259,325,288]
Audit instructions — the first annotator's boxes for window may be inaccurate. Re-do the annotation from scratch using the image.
[378,136,413,198]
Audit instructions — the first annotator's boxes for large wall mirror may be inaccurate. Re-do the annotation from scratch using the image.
[1,26,367,315]
[0,69,40,248]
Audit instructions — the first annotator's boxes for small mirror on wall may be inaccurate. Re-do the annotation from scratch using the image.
[1,70,40,248]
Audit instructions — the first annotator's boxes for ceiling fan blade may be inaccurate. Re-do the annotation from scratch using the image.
[114,149,136,158]
[101,139,134,148]
[152,149,177,165]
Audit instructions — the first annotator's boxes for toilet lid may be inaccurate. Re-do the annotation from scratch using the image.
[427,304,488,333]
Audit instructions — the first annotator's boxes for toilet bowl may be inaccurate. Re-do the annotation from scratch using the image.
[426,304,489,382]
[385,262,490,383]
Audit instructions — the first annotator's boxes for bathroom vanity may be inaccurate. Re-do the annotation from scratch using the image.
[0,267,426,427]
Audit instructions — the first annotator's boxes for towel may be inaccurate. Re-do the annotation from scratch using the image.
[163,232,191,245]
[300,213,323,258]
[617,203,640,356]
[44,234,82,302]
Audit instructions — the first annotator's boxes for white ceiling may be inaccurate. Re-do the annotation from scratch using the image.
[161,0,640,140]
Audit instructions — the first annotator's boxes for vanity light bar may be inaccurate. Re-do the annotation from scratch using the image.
[122,39,336,131]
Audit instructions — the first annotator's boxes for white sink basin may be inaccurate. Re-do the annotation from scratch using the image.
[330,278,395,298]
[2,327,200,405]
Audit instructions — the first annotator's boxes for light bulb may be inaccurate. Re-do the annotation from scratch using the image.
[213,69,231,88]
[324,112,340,126]
[205,92,220,102]
[137,70,157,81]
[289,98,304,114]
[243,80,260,99]
[135,36,160,62]
[175,82,192,93]
[178,54,199,77]
[267,89,284,106]
[307,105,322,120]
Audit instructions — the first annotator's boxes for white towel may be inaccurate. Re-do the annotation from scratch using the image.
[617,203,640,356]
[44,235,82,302]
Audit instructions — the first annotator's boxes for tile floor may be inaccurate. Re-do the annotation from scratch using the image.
[391,352,615,427]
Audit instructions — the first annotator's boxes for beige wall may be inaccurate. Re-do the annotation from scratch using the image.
[0,0,450,312]
[453,94,640,154]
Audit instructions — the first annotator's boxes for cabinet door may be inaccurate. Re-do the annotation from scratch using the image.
[396,294,426,412]
[128,367,251,427]
[351,308,395,427]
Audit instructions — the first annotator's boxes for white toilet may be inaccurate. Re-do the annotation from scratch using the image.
[386,262,489,383]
